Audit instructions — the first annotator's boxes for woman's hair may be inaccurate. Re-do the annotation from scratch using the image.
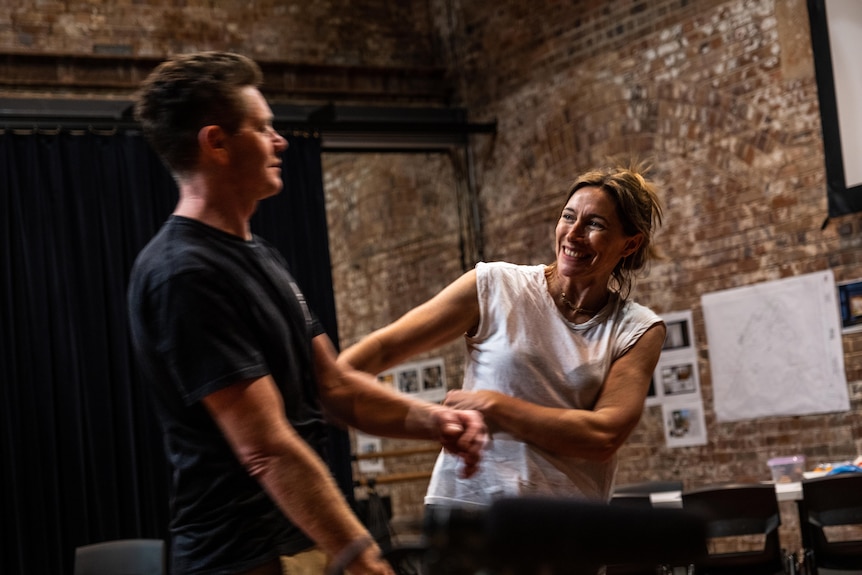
[133,51,263,174]
[553,164,664,298]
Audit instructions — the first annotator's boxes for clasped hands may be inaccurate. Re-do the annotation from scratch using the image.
[432,389,506,478]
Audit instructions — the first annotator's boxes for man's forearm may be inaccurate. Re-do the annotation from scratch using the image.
[251,435,375,558]
[322,366,439,440]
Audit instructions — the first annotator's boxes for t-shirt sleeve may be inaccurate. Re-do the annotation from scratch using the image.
[154,268,270,405]
[613,302,664,360]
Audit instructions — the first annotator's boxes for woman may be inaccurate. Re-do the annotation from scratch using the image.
[338,165,666,507]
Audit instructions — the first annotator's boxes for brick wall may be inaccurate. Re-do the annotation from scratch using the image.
[0,1,447,103]
[4,0,861,556]
[0,0,437,66]
[433,0,862,480]
[332,0,862,549]
[421,0,862,553]
[323,151,472,536]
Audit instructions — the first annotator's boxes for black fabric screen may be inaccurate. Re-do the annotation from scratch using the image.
[0,130,350,575]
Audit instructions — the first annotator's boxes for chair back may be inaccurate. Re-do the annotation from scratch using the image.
[681,483,786,575]
[606,483,685,573]
[609,492,654,508]
[74,539,165,575]
[611,480,683,509]
[614,480,684,495]
[423,497,708,575]
[799,472,862,571]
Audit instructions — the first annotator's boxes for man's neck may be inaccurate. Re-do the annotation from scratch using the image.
[174,177,255,240]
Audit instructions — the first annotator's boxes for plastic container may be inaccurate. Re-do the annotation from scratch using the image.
[767,455,806,483]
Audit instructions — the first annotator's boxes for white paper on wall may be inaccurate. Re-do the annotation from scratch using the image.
[662,399,708,448]
[654,310,702,402]
[355,431,385,474]
[379,357,447,403]
[701,270,850,422]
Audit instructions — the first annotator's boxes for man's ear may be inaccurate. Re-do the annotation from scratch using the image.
[198,125,229,164]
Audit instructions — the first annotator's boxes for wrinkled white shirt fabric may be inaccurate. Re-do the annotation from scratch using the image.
[425,262,662,508]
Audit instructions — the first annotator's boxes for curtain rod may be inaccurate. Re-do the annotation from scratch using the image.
[0,98,496,152]
[0,117,496,152]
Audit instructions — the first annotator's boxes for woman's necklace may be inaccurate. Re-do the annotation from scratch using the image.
[546,266,604,318]
[560,291,598,316]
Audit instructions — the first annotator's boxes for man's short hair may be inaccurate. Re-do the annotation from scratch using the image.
[134,51,263,174]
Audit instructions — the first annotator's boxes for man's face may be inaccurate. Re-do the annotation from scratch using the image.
[224,86,288,201]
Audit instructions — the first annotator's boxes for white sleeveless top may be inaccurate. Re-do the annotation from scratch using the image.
[425,262,662,508]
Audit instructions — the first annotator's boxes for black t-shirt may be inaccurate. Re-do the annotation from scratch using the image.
[127,216,327,574]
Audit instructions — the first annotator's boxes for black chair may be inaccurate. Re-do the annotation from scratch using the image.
[74,539,165,575]
[798,472,862,574]
[614,480,684,495]
[605,494,674,573]
[681,483,795,575]
[611,480,684,509]
[609,492,655,509]
[421,497,708,575]
[606,482,688,573]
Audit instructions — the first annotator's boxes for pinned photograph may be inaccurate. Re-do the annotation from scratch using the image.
[663,318,692,351]
[382,358,447,402]
[645,375,662,407]
[661,362,698,397]
[354,431,385,474]
[397,368,420,393]
[377,372,395,390]
[648,309,702,407]
[662,401,708,448]
[422,364,444,390]
[838,279,862,333]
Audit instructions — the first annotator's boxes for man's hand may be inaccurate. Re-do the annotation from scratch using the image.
[430,407,487,478]
[341,541,395,575]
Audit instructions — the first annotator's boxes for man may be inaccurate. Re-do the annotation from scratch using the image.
[127,51,486,575]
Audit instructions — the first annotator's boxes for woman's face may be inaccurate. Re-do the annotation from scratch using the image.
[554,185,643,282]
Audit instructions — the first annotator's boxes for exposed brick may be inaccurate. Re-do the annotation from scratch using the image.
[3,0,861,550]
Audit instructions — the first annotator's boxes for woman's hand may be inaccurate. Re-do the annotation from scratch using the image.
[443,389,501,414]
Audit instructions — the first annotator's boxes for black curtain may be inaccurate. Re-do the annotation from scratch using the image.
[1,130,350,575]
